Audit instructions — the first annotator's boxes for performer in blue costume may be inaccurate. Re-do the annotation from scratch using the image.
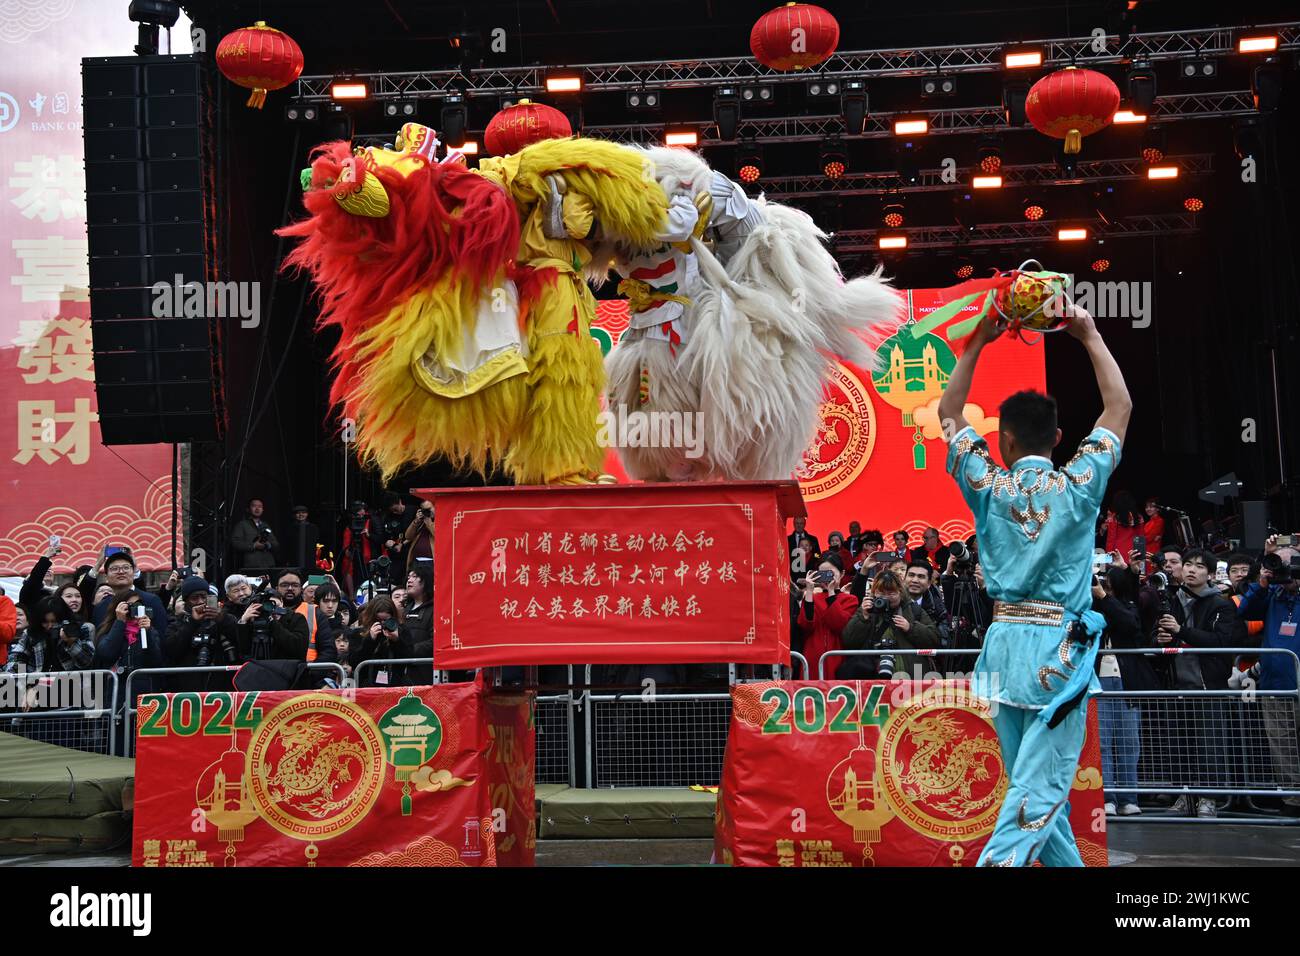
[937,303,1131,867]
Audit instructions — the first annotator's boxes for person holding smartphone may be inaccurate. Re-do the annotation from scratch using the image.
[91,550,169,633]
[795,553,859,680]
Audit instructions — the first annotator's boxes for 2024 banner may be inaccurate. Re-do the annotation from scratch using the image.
[717,679,1107,867]
[132,682,534,867]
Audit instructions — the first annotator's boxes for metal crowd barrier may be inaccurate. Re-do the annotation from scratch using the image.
[120,662,347,757]
[816,646,1300,823]
[0,669,118,755]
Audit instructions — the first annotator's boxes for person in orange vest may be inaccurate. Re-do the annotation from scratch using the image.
[276,570,319,662]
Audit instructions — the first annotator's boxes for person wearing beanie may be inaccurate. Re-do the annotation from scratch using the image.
[164,577,241,688]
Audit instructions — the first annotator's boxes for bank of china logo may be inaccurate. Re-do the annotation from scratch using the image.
[0,93,20,134]
[795,362,876,502]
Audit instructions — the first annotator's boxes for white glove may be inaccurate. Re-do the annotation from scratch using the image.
[653,194,699,243]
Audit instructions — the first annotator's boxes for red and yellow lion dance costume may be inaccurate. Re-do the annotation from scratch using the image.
[280,124,667,485]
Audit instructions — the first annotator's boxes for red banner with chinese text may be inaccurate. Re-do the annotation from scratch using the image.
[716,680,1107,867]
[131,682,535,867]
[0,1,181,575]
[427,482,799,667]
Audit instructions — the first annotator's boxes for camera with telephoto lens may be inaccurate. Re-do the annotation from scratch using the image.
[875,636,898,680]
[1262,552,1300,583]
[948,539,975,575]
[247,586,288,660]
[349,502,369,534]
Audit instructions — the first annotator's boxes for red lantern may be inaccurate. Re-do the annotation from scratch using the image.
[484,99,573,156]
[750,3,839,72]
[1025,66,1120,154]
[216,21,304,109]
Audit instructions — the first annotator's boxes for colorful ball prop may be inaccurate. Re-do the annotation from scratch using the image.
[1025,66,1121,154]
[484,99,572,156]
[750,3,839,72]
[215,21,304,109]
[991,262,1072,335]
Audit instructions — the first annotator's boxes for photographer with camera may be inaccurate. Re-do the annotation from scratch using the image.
[840,570,940,681]
[1155,548,1250,818]
[163,578,241,690]
[3,596,95,675]
[234,571,310,662]
[230,497,280,572]
[794,553,859,680]
[350,595,414,687]
[91,551,169,635]
[377,493,410,587]
[940,539,993,653]
[339,501,377,598]
[1234,535,1300,815]
[403,500,436,573]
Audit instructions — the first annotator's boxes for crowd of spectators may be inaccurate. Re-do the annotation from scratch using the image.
[1,489,1297,819]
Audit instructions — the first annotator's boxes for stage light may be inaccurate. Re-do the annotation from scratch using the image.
[807,78,841,97]
[882,202,905,228]
[1003,80,1030,126]
[976,133,1002,174]
[921,75,957,99]
[737,140,763,184]
[626,88,662,110]
[1091,258,1111,273]
[440,92,467,143]
[1147,165,1178,179]
[1238,35,1279,54]
[331,79,368,101]
[455,140,479,156]
[1184,196,1204,212]
[954,260,975,280]
[894,117,928,136]
[1127,60,1157,113]
[1141,124,1166,163]
[1253,58,1283,112]
[284,101,319,123]
[842,78,867,134]
[1023,200,1045,221]
[972,175,1002,189]
[878,234,908,250]
[545,73,584,93]
[665,129,698,147]
[741,84,774,105]
[128,0,180,57]
[1181,58,1217,79]
[1112,109,1147,123]
[821,137,847,179]
[1058,227,1089,241]
[714,86,741,141]
[384,98,421,119]
[1004,48,1043,69]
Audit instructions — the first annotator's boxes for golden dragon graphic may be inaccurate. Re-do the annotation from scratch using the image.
[897,713,1003,817]
[266,715,370,818]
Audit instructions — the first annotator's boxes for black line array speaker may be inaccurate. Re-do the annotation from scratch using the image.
[1241,500,1269,552]
[83,54,224,444]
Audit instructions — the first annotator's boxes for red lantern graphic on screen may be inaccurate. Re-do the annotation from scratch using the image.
[1025,66,1120,154]
[216,21,304,109]
[484,99,573,156]
[750,3,839,71]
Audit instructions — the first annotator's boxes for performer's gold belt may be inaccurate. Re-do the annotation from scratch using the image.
[992,599,1066,626]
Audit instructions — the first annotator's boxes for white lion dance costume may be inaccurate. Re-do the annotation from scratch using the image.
[604,147,904,481]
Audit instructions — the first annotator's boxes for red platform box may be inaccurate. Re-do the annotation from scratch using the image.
[419,481,805,669]
[132,682,534,867]
[716,679,1107,867]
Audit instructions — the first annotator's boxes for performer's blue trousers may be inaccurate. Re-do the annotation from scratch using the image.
[976,700,1089,867]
